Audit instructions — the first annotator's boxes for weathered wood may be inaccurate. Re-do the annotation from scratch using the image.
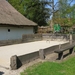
[10,55,17,70]
[69,48,74,54]
[54,42,75,60]
[59,44,61,49]
[58,52,63,60]
[55,43,75,53]
[39,49,45,60]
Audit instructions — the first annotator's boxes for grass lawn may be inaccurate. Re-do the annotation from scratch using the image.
[20,57,75,75]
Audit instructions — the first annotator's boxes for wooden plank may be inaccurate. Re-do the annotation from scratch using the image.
[54,43,75,53]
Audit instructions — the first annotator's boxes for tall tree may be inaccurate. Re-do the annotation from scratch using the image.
[8,0,25,15]
[23,0,51,26]
[8,0,50,26]
[52,0,75,33]
[54,0,75,26]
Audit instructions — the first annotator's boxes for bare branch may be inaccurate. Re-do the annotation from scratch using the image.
[69,0,74,5]
[54,2,59,7]
[49,4,52,7]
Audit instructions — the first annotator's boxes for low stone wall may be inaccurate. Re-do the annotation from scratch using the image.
[22,34,42,42]
[0,34,42,46]
[42,33,70,41]
[0,33,73,46]
[10,42,70,70]
[0,39,22,46]
[0,33,71,46]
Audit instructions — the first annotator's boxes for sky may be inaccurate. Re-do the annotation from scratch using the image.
[54,0,75,6]
[54,0,58,4]
[48,0,58,19]
[54,0,75,5]
[49,0,75,19]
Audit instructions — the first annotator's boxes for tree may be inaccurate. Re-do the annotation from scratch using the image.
[23,0,51,26]
[51,0,75,33]
[8,0,51,26]
[8,0,25,15]
[53,0,75,26]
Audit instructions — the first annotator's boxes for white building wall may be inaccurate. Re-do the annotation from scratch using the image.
[0,26,34,40]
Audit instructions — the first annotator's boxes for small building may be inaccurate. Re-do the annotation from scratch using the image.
[0,0,37,40]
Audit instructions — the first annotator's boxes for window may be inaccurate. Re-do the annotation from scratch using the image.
[8,29,10,32]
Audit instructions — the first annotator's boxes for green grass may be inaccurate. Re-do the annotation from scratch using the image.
[74,47,75,51]
[20,57,75,75]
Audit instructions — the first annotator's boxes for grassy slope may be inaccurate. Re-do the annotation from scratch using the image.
[20,57,75,75]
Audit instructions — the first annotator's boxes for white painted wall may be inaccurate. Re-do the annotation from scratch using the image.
[0,26,34,40]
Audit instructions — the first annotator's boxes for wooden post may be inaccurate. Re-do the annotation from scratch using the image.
[59,44,61,49]
[10,55,17,70]
[69,48,74,54]
[58,52,63,60]
[70,34,72,44]
[39,49,45,60]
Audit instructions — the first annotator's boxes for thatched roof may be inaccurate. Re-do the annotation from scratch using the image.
[0,0,37,26]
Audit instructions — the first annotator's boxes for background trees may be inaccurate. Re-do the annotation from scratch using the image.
[8,0,25,15]
[54,0,75,26]
[8,0,50,26]
[52,0,75,33]
[8,0,75,33]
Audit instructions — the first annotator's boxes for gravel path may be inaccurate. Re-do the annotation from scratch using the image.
[0,40,68,75]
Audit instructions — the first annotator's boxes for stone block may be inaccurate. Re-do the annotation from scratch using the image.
[10,55,17,70]
[39,49,45,60]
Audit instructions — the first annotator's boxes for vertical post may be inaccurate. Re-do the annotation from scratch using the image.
[39,49,45,60]
[59,44,61,49]
[10,55,17,70]
[58,52,63,60]
[50,0,54,32]
[70,34,72,44]
[69,48,74,54]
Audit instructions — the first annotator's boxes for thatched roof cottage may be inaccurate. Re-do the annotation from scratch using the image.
[0,0,37,40]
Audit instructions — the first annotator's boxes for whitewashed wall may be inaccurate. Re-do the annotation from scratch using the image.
[0,26,34,40]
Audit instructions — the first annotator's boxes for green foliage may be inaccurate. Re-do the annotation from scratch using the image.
[54,0,75,27]
[23,0,50,26]
[8,0,50,26]
[21,57,75,75]
[8,0,25,15]
[54,24,61,32]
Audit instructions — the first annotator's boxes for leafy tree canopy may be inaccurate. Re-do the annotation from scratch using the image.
[53,0,75,27]
[8,0,51,26]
